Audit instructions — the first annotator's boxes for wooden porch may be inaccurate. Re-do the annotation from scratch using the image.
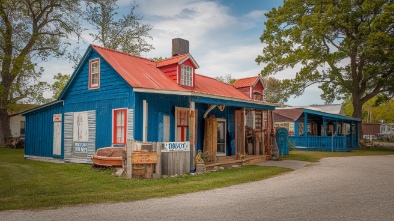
[289,134,359,152]
[204,154,271,171]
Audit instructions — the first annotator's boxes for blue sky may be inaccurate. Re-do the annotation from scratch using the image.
[43,0,326,106]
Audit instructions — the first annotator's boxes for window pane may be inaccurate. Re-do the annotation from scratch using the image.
[92,63,98,73]
[117,126,124,142]
[92,73,98,85]
[117,111,124,126]
[90,60,100,88]
[114,109,126,144]
[181,65,192,86]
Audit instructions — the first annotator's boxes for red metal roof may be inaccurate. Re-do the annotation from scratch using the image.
[91,45,187,91]
[193,74,252,100]
[91,44,256,101]
[233,76,258,88]
[156,54,189,67]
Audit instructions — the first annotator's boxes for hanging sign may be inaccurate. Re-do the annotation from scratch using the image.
[162,142,190,152]
[132,152,157,164]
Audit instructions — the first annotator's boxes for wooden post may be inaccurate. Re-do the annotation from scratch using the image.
[189,102,196,172]
[203,118,217,156]
[126,140,133,179]
[241,109,245,155]
[261,131,265,155]
[154,142,162,179]
[254,132,260,155]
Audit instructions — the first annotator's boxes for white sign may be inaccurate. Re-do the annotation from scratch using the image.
[162,142,190,152]
[53,114,62,122]
[74,142,88,153]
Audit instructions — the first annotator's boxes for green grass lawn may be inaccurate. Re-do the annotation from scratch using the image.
[2,146,393,211]
[0,147,291,211]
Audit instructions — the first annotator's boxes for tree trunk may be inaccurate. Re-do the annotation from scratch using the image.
[0,108,11,146]
[352,99,364,139]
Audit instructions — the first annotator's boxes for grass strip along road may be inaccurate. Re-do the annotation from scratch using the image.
[1,146,393,211]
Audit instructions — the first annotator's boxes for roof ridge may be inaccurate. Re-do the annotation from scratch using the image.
[238,76,258,80]
[90,44,155,63]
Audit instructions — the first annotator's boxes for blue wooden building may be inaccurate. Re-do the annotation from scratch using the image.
[23,38,276,165]
[274,107,361,152]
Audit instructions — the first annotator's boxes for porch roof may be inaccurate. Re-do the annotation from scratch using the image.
[303,109,361,122]
[275,107,361,123]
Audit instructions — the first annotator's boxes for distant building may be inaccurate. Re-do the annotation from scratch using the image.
[273,105,360,151]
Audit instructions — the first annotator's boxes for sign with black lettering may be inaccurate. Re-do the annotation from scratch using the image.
[162,142,190,152]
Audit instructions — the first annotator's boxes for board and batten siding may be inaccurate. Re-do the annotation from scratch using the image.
[134,93,191,142]
[24,102,63,158]
[62,49,134,149]
[63,50,132,105]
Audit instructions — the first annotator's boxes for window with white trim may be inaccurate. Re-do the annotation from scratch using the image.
[180,65,193,86]
[113,109,127,144]
[89,59,100,89]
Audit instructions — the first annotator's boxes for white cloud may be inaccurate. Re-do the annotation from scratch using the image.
[196,44,263,78]
[35,0,327,106]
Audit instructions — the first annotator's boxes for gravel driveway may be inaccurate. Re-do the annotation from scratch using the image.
[1,155,393,221]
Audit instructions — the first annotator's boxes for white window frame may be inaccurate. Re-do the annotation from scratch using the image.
[180,65,193,87]
[89,59,100,89]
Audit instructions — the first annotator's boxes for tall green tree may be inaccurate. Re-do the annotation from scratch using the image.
[256,0,394,122]
[85,0,154,55]
[343,97,394,123]
[262,77,289,104]
[0,0,83,145]
[51,73,70,99]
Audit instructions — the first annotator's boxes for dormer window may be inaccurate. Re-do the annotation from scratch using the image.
[180,65,193,87]
[89,59,100,89]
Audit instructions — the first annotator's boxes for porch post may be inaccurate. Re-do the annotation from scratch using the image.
[304,113,308,136]
[304,113,308,147]
[355,121,359,148]
[350,122,354,148]
[323,119,327,136]
[189,101,196,172]
[294,120,299,136]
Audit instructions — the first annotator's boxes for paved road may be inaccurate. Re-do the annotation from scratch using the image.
[1,155,393,221]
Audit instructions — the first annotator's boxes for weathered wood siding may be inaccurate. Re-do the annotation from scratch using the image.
[24,102,63,158]
[236,86,250,98]
[203,118,217,155]
[161,150,190,176]
[158,63,178,82]
[64,111,96,163]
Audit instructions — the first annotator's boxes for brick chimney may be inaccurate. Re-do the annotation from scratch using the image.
[172,38,189,57]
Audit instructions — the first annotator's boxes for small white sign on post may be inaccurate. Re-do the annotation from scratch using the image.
[53,114,62,122]
[162,142,190,152]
